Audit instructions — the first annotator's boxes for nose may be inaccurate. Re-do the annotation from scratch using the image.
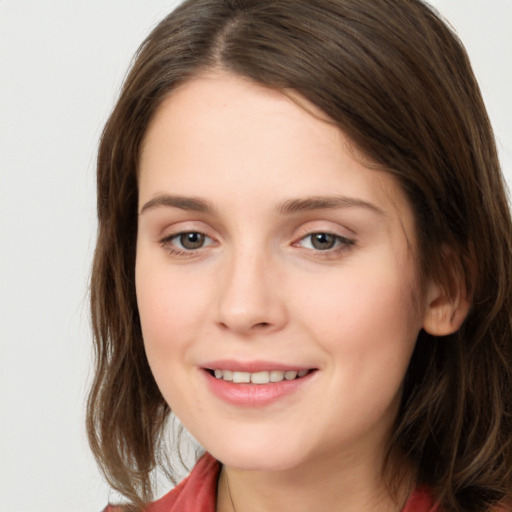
[216,248,288,336]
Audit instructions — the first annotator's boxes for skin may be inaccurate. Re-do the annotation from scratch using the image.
[135,71,452,512]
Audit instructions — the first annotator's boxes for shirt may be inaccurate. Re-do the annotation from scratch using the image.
[105,453,438,512]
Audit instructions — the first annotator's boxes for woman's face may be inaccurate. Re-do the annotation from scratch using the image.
[136,72,429,473]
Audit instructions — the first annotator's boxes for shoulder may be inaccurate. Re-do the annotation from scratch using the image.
[147,453,220,512]
[402,486,439,512]
[103,453,221,512]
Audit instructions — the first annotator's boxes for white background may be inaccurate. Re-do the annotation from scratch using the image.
[0,1,510,511]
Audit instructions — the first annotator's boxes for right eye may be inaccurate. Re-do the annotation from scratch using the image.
[160,231,214,252]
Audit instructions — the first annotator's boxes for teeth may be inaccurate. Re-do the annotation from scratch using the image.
[270,370,285,382]
[232,371,251,383]
[251,371,270,384]
[212,369,309,384]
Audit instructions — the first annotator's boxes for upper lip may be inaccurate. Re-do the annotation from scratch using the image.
[202,360,315,373]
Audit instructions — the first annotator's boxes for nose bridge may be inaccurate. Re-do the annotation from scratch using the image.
[216,241,286,334]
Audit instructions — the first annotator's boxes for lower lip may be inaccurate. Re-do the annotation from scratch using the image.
[202,370,316,407]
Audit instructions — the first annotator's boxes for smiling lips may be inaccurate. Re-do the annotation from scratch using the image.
[212,369,310,384]
[203,364,316,406]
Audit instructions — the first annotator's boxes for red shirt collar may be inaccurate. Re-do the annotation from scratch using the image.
[108,452,438,512]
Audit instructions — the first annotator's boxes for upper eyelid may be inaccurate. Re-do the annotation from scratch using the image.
[294,232,354,246]
[292,221,356,240]
[158,221,216,239]
[160,230,213,243]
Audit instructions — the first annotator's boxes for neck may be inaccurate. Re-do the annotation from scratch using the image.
[216,449,413,512]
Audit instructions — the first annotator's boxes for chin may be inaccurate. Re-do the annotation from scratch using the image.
[202,433,309,472]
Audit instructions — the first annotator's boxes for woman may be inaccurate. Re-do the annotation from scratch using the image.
[87,1,512,511]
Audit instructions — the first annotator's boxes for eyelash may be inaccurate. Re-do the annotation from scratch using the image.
[159,231,355,258]
[294,232,355,255]
[159,231,216,257]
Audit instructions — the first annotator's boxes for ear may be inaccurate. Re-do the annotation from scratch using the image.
[422,278,471,337]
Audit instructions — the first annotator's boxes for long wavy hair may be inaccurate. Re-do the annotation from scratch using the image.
[87,1,512,510]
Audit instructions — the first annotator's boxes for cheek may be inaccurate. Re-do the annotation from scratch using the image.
[135,257,223,400]
[135,263,212,416]
[135,262,202,357]
[293,254,422,382]
[301,259,418,331]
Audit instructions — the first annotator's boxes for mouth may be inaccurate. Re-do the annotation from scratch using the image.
[206,368,313,384]
[202,364,318,406]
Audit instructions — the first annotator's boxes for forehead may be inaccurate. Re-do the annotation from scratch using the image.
[138,71,415,238]
[140,73,344,179]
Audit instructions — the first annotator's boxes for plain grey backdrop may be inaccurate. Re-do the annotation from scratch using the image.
[0,1,510,511]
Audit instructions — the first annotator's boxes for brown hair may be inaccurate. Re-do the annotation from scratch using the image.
[87,1,512,510]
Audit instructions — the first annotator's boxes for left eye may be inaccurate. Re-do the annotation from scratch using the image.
[297,233,353,251]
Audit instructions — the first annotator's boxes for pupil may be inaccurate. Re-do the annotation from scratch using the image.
[180,232,205,249]
[312,233,335,250]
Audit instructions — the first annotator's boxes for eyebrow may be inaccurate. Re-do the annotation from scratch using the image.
[139,194,384,216]
[140,195,214,214]
[277,196,385,216]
